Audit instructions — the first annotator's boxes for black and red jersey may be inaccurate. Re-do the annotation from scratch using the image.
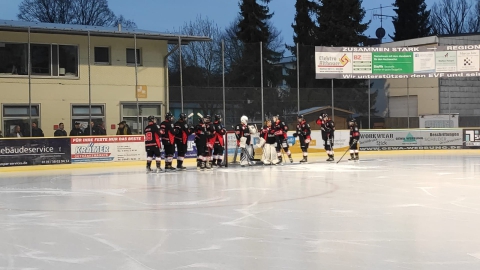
[213,121,226,146]
[195,123,207,142]
[350,125,360,140]
[260,125,276,144]
[144,123,161,148]
[296,121,311,140]
[273,120,288,139]
[159,120,178,145]
[174,120,193,144]
[323,119,335,139]
[235,123,251,145]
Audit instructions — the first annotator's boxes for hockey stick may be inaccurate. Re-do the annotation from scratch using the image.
[187,113,194,118]
[337,140,357,164]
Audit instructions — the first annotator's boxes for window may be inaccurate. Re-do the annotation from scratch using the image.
[59,45,78,76]
[94,47,110,64]
[121,103,161,134]
[126,48,141,65]
[0,43,78,77]
[2,105,40,137]
[0,43,28,75]
[31,44,51,75]
[71,105,105,132]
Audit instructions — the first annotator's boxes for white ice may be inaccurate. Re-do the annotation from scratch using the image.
[1,152,480,269]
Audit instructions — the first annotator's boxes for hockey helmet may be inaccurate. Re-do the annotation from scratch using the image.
[349,117,357,125]
[204,115,212,123]
[214,114,222,121]
[321,113,328,119]
[165,112,174,121]
[179,113,187,120]
[240,115,248,125]
[147,115,156,122]
[297,114,304,122]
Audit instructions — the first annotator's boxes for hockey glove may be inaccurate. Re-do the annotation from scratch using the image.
[292,132,298,137]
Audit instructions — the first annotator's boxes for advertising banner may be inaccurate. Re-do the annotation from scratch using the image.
[0,138,71,167]
[359,129,463,151]
[71,136,144,163]
[315,45,480,79]
[463,129,480,149]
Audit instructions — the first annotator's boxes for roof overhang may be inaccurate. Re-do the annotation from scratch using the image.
[0,20,211,44]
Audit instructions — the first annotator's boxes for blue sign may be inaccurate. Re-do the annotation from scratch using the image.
[0,138,71,167]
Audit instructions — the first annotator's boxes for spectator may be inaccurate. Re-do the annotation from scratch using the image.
[116,121,132,135]
[54,123,67,137]
[84,121,98,136]
[10,125,23,138]
[25,122,44,137]
[69,122,84,136]
[97,121,107,135]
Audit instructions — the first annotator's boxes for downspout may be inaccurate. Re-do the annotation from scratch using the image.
[163,41,180,114]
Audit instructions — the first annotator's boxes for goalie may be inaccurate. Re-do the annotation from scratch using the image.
[235,115,256,166]
[255,119,279,165]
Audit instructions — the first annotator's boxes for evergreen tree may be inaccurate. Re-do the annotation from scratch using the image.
[229,0,283,120]
[390,0,432,41]
[285,0,321,112]
[314,0,374,115]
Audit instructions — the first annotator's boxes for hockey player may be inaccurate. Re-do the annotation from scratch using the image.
[174,113,193,170]
[194,116,208,170]
[272,115,293,163]
[144,115,162,173]
[348,118,360,161]
[212,114,227,167]
[293,114,311,163]
[204,115,215,169]
[256,119,279,165]
[159,112,179,171]
[318,113,335,161]
[235,115,254,166]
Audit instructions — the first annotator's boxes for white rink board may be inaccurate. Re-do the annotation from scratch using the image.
[359,129,463,151]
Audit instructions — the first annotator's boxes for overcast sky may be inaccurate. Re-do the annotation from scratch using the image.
[0,0,438,52]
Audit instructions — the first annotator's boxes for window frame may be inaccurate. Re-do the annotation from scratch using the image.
[71,104,106,117]
[94,46,111,65]
[126,48,142,66]
[2,104,41,137]
[0,42,80,79]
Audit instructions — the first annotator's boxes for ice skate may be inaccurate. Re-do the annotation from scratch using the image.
[146,167,153,174]
[288,156,293,163]
[299,157,308,163]
[155,168,163,173]
[348,154,355,161]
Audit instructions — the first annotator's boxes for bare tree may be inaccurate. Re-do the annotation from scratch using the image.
[18,0,136,27]
[430,0,473,34]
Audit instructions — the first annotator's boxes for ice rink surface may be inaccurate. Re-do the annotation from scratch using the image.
[2,152,480,269]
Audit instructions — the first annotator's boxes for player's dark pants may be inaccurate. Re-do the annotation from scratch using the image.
[299,137,310,153]
[323,135,334,151]
[275,137,290,152]
[196,139,207,166]
[146,147,161,168]
[175,140,188,168]
[213,143,224,165]
[349,140,358,150]
[163,142,175,167]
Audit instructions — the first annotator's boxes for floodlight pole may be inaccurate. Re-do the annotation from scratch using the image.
[134,34,140,134]
[296,43,300,114]
[28,27,32,137]
[88,31,92,136]
[179,36,183,113]
[331,79,334,120]
[260,41,264,124]
[368,79,371,129]
[222,39,226,123]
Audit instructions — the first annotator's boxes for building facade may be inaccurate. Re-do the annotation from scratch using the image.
[0,20,208,137]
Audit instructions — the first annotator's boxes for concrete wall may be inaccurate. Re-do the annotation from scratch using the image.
[439,35,480,116]
[0,31,168,136]
[373,40,441,117]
